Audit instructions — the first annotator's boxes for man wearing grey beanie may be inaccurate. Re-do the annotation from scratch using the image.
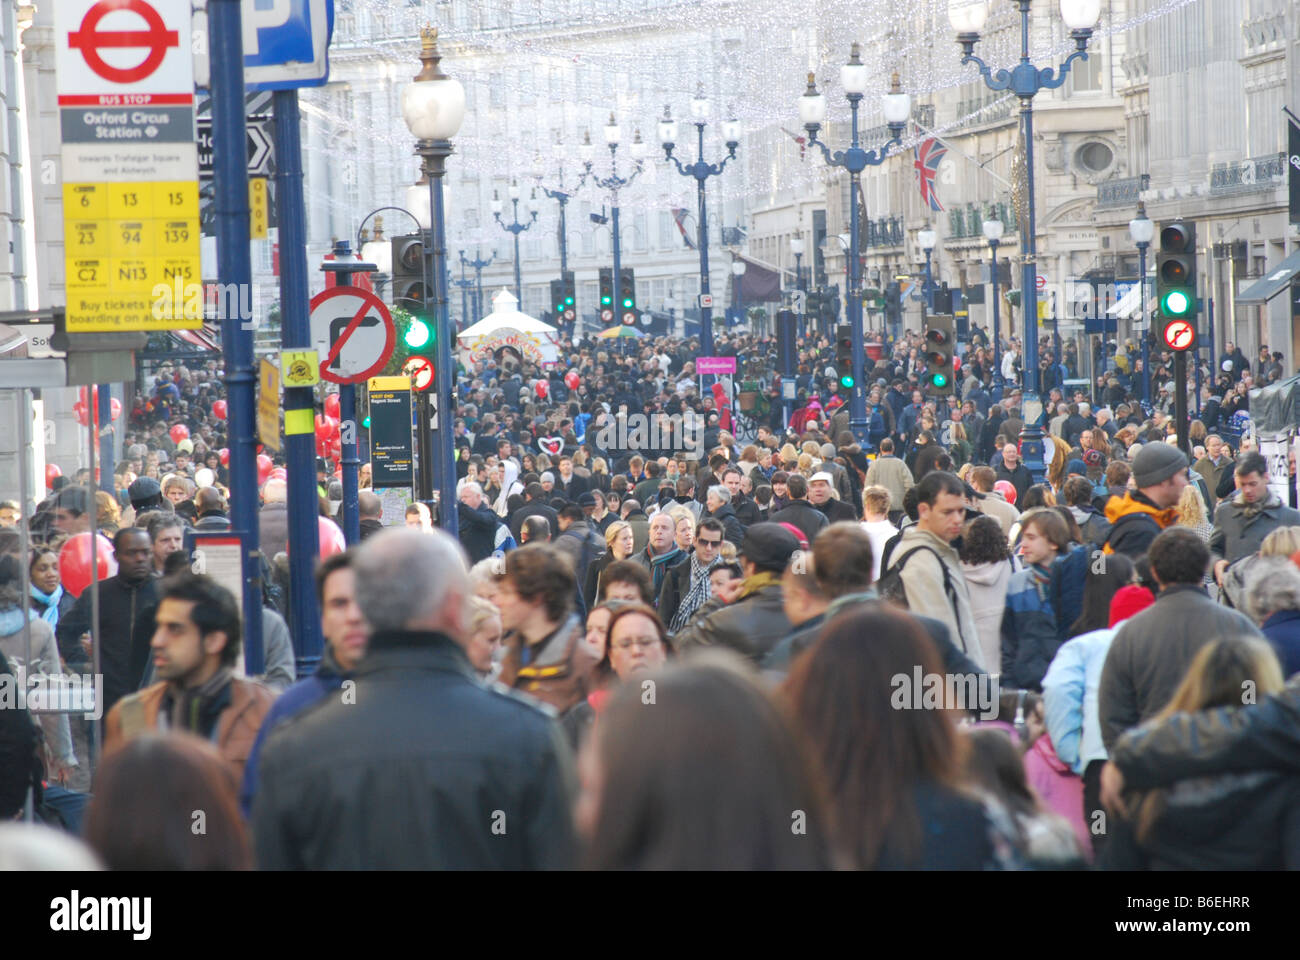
[1101,443,1189,559]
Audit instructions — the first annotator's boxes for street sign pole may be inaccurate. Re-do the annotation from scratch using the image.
[1175,349,1189,456]
[326,243,362,546]
[211,0,263,673]
[272,88,323,673]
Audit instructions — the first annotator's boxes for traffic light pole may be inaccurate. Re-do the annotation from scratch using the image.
[272,89,323,674]
[320,241,364,546]
[1175,350,1189,455]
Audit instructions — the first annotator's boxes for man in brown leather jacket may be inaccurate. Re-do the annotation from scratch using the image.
[105,572,274,780]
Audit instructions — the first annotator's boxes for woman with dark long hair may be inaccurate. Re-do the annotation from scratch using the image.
[783,606,1019,870]
[578,652,831,870]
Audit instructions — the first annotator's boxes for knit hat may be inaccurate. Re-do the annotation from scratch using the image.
[1066,459,1087,477]
[1109,584,1156,627]
[1083,449,1104,469]
[1131,443,1188,488]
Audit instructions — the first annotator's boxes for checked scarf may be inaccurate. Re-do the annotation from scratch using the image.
[669,552,724,633]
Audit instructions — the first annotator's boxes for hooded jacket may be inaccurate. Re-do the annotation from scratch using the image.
[961,558,1011,676]
[1209,491,1300,564]
[1001,564,1059,691]
[885,526,981,667]
[1102,490,1178,559]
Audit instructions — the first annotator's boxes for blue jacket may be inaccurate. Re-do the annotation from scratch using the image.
[1001,565,1058,690]
[1048,544,1090,638]
[240,667,347,817]
[1261,609,1300,680]
[1041,627,1116,775]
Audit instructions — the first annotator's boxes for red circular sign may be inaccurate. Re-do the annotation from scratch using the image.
[1163,319,1195,351]
[600,308,614,324]
[403,357,434,392]
[69,0,180,84]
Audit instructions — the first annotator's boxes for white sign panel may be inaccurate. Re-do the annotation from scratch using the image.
[309,286,395,385]
[55,0,195,106]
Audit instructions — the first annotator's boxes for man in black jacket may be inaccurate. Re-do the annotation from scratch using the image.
[56,527,159,716]
[993,441,1033,504]
[192,487,231,531]
[722,467,761,527]
[768,474,828,544]
[807,471,857,523]
[703,485,745,547]
[458,482,509,565]
[253,528,576,869]
[509,482,560,543]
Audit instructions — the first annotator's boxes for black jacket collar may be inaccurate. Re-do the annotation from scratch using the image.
[357,630,476,680]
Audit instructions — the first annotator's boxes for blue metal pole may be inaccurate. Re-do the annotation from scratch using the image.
[272,88,322,675]
[429,150,459,537]
[991,238,1002,390]
[1019,93,1046,485]
[612,202,623,330]
[697,124,714,356]
[331,250,362,545]
[512,199,523,303]
[1138,241,1150,403]
[1208,297,1216,386]
[924,249,934,313]
[558,196,569,274]
[210,0,262,672]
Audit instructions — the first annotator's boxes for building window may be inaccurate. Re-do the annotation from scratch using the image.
[1074,141,1115,176]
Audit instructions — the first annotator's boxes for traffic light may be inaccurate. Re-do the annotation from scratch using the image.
[835,324,854,388]
[390,235,426,306]
[924,314,956,397]
[1157,220,1197,322]
[561,269,576,324]
[619,267,637,324]
[776,309,797,373]
[885,282,902,327]
[598,267,614,324]
[825,284,841,324]
[550,279,566,316]
[401,307,433,354]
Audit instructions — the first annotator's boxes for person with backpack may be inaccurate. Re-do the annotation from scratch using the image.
[879,471,982,669]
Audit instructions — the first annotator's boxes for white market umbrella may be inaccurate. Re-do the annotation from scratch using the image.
[457,289,558,339]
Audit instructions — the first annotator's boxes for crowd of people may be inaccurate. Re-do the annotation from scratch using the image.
[3,319,1300,871]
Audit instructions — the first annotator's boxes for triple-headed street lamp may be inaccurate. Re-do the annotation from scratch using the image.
[460,249,496,323]
[950,0,1101,481]
[982,216,1005,390]
[1129,199,1154,404]
[660,87,741,357]
[534,147,591,276]
[492,180,540,305]
[799,43,911,443]
[401,25,465,535]
[582,114,646,328]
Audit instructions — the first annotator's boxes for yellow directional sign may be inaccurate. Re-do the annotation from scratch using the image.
[249,177,269,240]
[258,358,282,453]
[280,350,320,387]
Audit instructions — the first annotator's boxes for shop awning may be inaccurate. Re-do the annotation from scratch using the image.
[1236,249,1300,305]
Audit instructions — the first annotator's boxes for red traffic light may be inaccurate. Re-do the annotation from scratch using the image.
[1160,223,1193,253]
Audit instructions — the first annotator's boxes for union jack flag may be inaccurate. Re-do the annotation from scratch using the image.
[914,138,948,212]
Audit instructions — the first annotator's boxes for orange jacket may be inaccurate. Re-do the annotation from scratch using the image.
[1102,492,1178,556]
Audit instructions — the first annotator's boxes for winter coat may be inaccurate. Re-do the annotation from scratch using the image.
[814,498,859,525]
[1102,490,1178,559]
[768,500,829,546]
[993,460,1033,506]
[553,521,606,595]
[1209,492,1300,564]
[1098,584,1262,751]
[706,503,745,546]
[972,490,1019,537]
[251,632,575,870]
[961,559,1011,676]
[864,455,914,512]
[1260,609,1300,680]
[497,612,598,718]
[674,580,792,664]
[1069,505,1112,549]
[1023,733,1091,857]
[1001,565,1059,691]
[459,501,510,565]
[884,526,981,667]
[56,575,158,717]
[1042,627,1115,776]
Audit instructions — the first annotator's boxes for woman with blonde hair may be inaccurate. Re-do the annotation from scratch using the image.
[796,452,815,478]
[1175,483,1213,542]
[1045,437,1068,495]
[779,443,799,467]
[589,456,610,493]
[583,520,636,610]
[1102,636,1296,869]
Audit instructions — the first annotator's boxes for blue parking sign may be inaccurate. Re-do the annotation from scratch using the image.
[243,0,334,91]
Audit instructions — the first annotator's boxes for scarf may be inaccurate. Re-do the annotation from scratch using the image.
[30,583,65,629]
[1236,490,1280,521]
[647,547,685,595]
[160,667,234,740]
[737,569,782,601]
[669,552,724,633]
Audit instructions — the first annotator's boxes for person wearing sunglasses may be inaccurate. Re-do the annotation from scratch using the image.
[658,519,727,634]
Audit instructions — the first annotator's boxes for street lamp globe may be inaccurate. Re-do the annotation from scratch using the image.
[490,191,503,216]
[722,117,742,149]
[603,113,622,146]
[527,192,541,215]
[732,260,747,277]
[918,229,938,251]
[507,180,520,201]
[406,177,432,230]
[400,28,465,142]
[658,107,678,150]
[798,73,827,130]
[791,236,805,256]
[947,0,989,34]
[1060,0,1102,30]
[982,219,1004,242]
[579,130,595,163]
[1129,205,1155,245]
[841,43,869,96]
[361,238,392,275]
[630,129,647,160]
[881,72,911,129]
[690,85,711,122]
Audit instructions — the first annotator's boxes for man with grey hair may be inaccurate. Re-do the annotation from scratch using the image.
[1245,556,1300,679]
[253,528,576,869]
[458,481,512,563]
[704,483,744,546]
[634,512,686,596]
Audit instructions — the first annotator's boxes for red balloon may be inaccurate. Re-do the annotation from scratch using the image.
[257,453,274,485]
[315,414,341,441]
[212,399,228,420]
[110,397,122,421]
[58,533,117,598]
[564,370,580,390]
[328,438,342,462]
[318,517,346,558]
[323,393,340,419]
[73,402,89,427]
[535,380,549,399]
[218,447,230,466]
[169,424,190,444]
[45,463,62,488]
[269,467,288,481]
[316,436,329,458]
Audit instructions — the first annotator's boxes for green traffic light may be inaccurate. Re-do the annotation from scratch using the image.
[601,295,612,305]
[1162,289,1193,317]
[555,303,565,313]
[840,374,854,389]
[932,373,948,388]
[565,296,574,305]
[362,415,371,429]
[622,297,634,309]
[404,318,432,349]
